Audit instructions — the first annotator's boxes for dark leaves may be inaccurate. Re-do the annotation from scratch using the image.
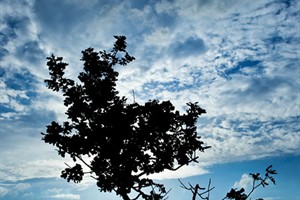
[265,165,277,185]
[226,188,247,200]
[42,35,208,199]
[249,165,277,187]
[250,173,261,181]
[61,164,84,183]
[113,35,127,52]
[45,55,74,92]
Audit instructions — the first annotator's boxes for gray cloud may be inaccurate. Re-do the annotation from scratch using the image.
[169,37,206,57]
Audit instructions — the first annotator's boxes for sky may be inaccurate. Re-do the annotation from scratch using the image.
[0,0,299,199]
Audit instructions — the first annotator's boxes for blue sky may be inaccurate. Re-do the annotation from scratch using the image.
[0,0,299,199]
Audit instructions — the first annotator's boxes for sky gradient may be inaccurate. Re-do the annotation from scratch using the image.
[0,0,299,199]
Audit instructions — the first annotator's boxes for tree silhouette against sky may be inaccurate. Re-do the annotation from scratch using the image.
[42,35,210,200]
[42,36,276,200]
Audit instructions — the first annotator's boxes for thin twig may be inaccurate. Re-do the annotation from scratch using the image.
[198,186,215,199]
[76,155,92,169]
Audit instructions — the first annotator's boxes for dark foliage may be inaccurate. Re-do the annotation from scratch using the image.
[42,36,209,199]
[224,165,277,200]
[225,188,247,200]
[180,165,277,200]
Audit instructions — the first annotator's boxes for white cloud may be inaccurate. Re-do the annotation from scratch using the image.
[0,159,67,182]
[233,174,253,191]
[0,123,70,182]
[0,79,31,119]
[147,164,210,180]
[45,188,81,199]
[0,183,30,197]
[262,197,281,200]
[46,193,80,200]
[144,27,172,48]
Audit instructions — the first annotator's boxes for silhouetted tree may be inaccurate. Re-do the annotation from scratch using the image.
[42,36,210,200]
[180,165,277,200]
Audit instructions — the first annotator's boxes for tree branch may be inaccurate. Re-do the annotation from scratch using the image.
[76,155,92,169]
[168,157,199,171]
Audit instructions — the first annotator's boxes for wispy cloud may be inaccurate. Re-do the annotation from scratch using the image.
[147,163,210,180]
[0,183,30,198]
[45,193,80,200]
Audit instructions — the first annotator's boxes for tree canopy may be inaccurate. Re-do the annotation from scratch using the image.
[42,35,209,199]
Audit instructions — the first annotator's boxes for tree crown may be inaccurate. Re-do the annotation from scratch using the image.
[42,35,209,199]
